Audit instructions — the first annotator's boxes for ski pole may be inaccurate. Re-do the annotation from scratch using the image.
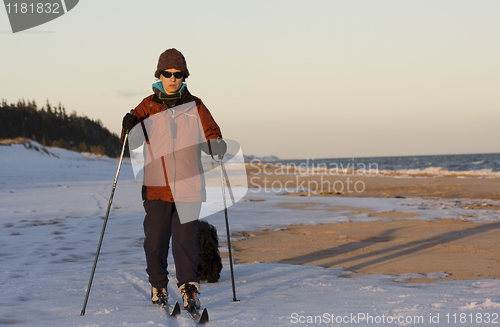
[80,131,129,316]
[217,140,238,302]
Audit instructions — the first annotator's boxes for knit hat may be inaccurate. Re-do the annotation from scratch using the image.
[154,48,190,79]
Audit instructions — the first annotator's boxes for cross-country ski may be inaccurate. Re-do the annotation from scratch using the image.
[163,301,181,317]
[186,307,209,324]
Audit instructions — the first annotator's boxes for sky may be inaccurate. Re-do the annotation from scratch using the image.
[1,0,499,159]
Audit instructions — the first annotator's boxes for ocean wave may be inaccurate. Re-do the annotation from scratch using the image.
[378,167,500,178]
[245,161,500,178]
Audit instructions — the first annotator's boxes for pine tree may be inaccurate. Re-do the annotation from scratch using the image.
[0,99,122,157]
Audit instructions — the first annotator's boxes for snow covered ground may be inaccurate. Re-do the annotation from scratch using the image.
[1,142,500,326]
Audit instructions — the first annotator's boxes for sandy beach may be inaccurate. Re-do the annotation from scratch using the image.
[245,163,500,200]
[226,169,500,282]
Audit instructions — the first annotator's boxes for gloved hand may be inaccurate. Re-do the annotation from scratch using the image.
[209,138,227,157]
[122,112,138,131]
[200,139,227,157]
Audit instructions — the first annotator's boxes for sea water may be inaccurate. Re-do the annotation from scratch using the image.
[252,153,500,175]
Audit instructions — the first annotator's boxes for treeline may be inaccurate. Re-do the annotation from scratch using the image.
[0,99,122,157]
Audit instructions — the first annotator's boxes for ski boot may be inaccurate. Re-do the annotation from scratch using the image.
[151,287,168,306]
[179,282,200,310]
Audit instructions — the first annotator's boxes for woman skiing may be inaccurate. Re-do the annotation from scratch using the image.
[121,48,226,311]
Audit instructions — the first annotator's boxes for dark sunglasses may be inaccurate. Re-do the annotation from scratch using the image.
[161,71,184,79]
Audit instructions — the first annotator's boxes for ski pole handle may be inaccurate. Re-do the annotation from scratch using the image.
[216,137,223,160]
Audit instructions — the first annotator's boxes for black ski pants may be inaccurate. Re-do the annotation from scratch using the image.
[143,200,200,289]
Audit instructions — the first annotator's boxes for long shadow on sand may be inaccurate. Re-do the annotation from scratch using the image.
[277,221,500,273]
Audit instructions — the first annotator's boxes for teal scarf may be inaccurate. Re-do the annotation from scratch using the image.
[152,82,186,95]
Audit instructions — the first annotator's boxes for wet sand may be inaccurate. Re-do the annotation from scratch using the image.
[246,170,500,201]
[227,171,500,282]
[230,219,500,282]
